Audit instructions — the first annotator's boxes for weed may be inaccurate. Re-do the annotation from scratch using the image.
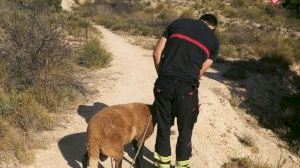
[78,38,112,69]
[237,134,255,147]
[180,8,194,18]
[242,6,265,20]
[232,0,246,8]
[223,6,239,18]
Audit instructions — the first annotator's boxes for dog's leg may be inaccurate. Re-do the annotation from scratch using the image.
[88,156,98,168]
[87,142,100,168]
[114,158,123,168]
[81,152,88,168]
[133,140,145,168]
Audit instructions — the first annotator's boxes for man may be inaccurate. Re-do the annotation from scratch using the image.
[152,14,219,168]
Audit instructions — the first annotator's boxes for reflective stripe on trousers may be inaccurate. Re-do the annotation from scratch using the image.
[176,160,190,168]
[154,152,171,168]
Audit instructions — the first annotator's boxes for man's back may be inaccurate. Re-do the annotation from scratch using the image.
[159,18,219,81]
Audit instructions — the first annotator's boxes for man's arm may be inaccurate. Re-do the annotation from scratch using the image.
[153,37,167,73]
[199,59,213,77]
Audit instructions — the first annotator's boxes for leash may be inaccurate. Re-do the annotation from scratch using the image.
[129,115,152,168]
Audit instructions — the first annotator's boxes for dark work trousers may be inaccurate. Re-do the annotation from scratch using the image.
[153,76,200,164]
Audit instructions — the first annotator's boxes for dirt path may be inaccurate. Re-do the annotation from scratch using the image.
[61,0,86,10]
[61,0,75,11]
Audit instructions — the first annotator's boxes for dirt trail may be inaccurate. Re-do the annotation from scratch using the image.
[22,1,300,167]
[61,0,86,10]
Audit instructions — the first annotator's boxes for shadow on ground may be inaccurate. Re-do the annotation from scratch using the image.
[58,102,108,168]
[59,102,156,168]
[124,143,155,168]
[206,59,300,152]
[77,102,109,123]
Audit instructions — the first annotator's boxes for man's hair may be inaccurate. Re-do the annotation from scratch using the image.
[199,14,218,27]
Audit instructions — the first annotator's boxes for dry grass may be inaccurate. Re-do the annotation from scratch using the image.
[237,134,255,147]
[223,5,239,18]
[78,38,112,69]
[223,157,273,168]
[75,0,178,37]
[0,0,111,165]
[65,13,93,38]
[221,57,299,153]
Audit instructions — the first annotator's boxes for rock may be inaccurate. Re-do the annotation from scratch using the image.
[253,22,262,28]
[289,155,298,162]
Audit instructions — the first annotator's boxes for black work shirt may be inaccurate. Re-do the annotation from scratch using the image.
[158,18,220,81]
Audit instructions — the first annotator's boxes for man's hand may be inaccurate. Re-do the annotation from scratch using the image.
[153,37,167,73]
[199,59,213,78]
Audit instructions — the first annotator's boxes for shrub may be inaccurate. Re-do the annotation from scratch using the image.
[194,2,202,9]
[237,134,255,147]
[223,157,273,168]
[223,6,239,18]
[78,38,112,69]
[31,0,62,11]
[242,6,265,20]
[0,8,70,90]
[65,13,92,38]
[32,74,85,111]
[0,88,53,165]
[0,1,87,165]
[0,89,53,131]
[231,0,246,8]
[180,8,194,18]
[0,61,9,88]
[228,24,256,45]
[158,8,178,21]
[256,34,299,63]
[77,1,177,37]
[0,117,34,165]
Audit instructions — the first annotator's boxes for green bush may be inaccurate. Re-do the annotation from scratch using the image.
[79,38,112,69]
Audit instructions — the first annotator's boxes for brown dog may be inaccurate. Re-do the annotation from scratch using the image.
[82,103,155,168]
